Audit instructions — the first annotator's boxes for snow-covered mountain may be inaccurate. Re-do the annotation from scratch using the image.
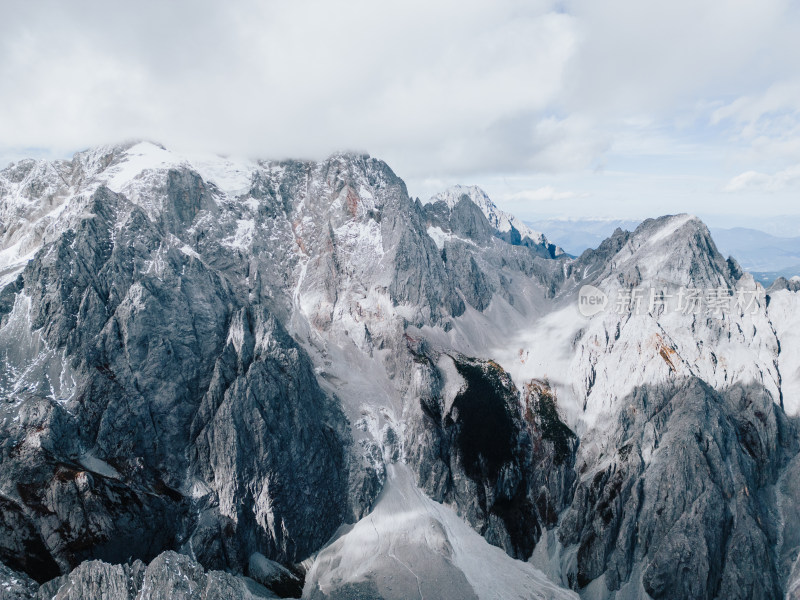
[1,142,799,600]
[428,185,565,258]
[522,217,800,283]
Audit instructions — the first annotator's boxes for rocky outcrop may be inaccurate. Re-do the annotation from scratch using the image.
[0,166,349,584]
[0,551,279,600]
[0,560,38,600]
[187,307,348,570]
[407,352,577,560]
[427,185,564,258]
[422,196,568,307]
[559,379,796,599]
[769,276,800,293]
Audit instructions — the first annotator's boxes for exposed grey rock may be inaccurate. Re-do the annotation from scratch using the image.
[187,307,348,570]
[778,451,800,595]
[134,551,278,599]
[427,185,564,258]
[0,561,37,600]
[247,553,303,598]
[0,173,349,581]
[4,551,279,600]
[44,558,144,600]
[423,197,569,307]
[769,276,800,293]
[790,575,800,600]
[571,214,737,291]
[407,353,577,560]
[424,196,496,247]
[559,379,796,599]
[2,145,800,600]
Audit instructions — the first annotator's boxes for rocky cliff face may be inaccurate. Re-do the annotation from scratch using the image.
[0,145,349,594]
[1,142,799,600]
[406,352,577,562]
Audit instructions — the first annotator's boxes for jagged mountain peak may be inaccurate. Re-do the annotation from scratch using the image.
[427,184,564,258]
[632,212,705,241]
[770,275,800,293]
[574,212,744,290]
[429,184,540,240]
[320,149,373,165]
[428,184,492,209]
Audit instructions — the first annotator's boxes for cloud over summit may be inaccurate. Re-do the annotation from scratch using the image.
[2,0,800,221]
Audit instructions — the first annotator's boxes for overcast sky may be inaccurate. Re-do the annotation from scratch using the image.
[2,0,800,228]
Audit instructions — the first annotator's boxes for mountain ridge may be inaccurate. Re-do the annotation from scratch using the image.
[429,184,565,258]
[1,143,799,600]
[522,216,800,283]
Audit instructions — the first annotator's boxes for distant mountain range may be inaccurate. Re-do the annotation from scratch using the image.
[530,217,800,283]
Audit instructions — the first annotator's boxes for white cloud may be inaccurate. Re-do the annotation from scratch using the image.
[0,0,583,175]
[724,164,800,192]
[567,0,797,115]
[2,0,800,219]
[711,83,800,130]
[710,82,800,166]
[506,186,585,202]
